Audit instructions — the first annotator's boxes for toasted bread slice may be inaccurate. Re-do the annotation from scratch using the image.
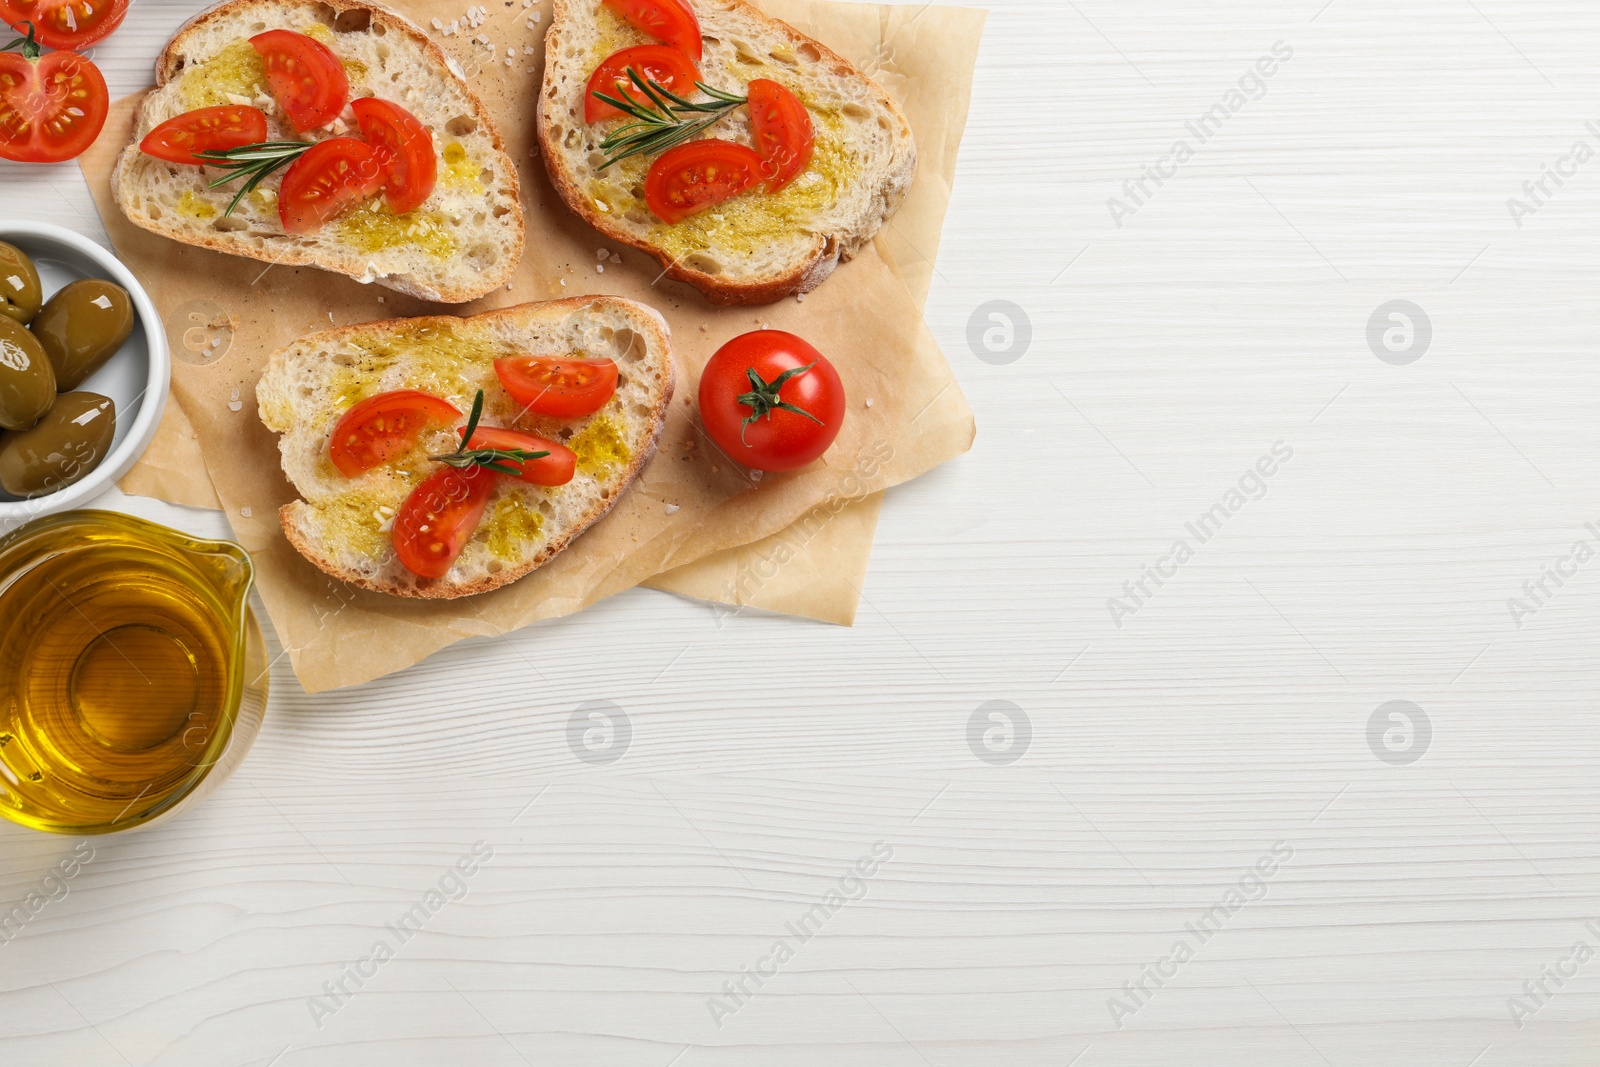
[537,0,916,305]
[257,296,674,598]
[112,0,524,303]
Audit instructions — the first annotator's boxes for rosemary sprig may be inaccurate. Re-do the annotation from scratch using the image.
[429,390,549,476]
[594,70,747,170]
[192,140,313,218]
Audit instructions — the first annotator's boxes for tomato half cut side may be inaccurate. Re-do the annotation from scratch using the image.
[250,28,349,133]
[464,425,576,486]
[746,78,813,191]
[585,45,699,123]
[328,389,461,477]
[643,138,764,224]
[392,464,497,579]
[0,0,128,50]
[351,97,436,214]
[600,0,701,60]
[0,45,108,163]
[494,355,619,419]
[277,136,383,233]
[140,105,269,164]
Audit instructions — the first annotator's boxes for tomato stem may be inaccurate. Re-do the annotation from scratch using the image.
[736,361,824,445]
[1,22,43,61]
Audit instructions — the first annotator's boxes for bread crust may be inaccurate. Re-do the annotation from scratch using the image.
[269,296,674,599]
[535,0,916,306]
[111,0,526,304]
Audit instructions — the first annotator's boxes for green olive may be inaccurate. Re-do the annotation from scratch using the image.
[0,392,116,498]
[31,279,135,391]
[0,243,42,325]
[0,316,56,431]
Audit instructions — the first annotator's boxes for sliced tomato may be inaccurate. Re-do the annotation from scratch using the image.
[464,425,576,486]
[585,45,699,123]
[494,355,618,419]
[392,464,497,579]
[351,97,436,215]
[643,138,763,224]
[139,105,268,165]
[328,390,461,477]
[0,42,107,163]
[746,78,812,191]
[277,136,382,233]
[601,0,701,60]
[0,0,128,50]
[250,28,348,133]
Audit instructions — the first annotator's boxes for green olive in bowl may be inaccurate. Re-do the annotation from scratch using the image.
[0,242,42,326]
[0,392,116,497]
[0,316,56,431]
[31,279,135,391]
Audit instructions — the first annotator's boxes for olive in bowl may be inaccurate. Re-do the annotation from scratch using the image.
[0,316,57,431]
[0,241,42,325]
[0,392,116,498]
[32,278,135,390]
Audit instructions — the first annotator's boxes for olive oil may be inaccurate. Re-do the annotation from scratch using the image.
[0,512,265,834]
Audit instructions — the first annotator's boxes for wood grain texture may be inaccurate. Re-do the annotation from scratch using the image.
[6,0,1600,1064]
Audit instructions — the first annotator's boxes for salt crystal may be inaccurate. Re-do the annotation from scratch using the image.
[431,16,443,28]
[664,503,680,514]
[865,398,874,407]
[597,263,605,273]
[241,507,252,517]
[610,252,621,263]
[597,247,609,259]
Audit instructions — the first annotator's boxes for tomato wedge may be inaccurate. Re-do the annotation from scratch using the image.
[352,97,436,214]
[601,0,701,60]
[494,355,618,419]
[250,28,348,133]
[585,45,699,123]
[140,105,269,165]
[746,79,812,191]
[464,425,575,486]
[0,35,107,163]
[277,136,382,233]
[392,464,497,579]
[0,0,127,50]
[328,390,461,477]
[644,138,763,224]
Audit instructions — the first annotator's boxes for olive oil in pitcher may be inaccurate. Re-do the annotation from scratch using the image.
[0,511,266,834]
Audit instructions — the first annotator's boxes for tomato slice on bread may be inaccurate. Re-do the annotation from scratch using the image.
[277,136,382,233]
[392,464,497,579]
[250,28,348,133]
[352,97,437,214]
[644,138,764,223]
[0,0,128,50]
[585,45,699,123]
[0,34,107,163]
[601,0,701,60]
[494,356,618,419]
[746,79,812,191]
[463,425,576,486]
[140,105,269,164]
[328,389,461,477]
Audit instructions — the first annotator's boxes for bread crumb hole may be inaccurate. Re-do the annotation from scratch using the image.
[446,116,478,136]
[797,42,821,62]
[684,253,721,275]
[842,103,869,119]
[213,216,248,232]
[334,9,371,32]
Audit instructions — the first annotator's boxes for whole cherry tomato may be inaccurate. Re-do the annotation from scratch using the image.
[698,330,845,471]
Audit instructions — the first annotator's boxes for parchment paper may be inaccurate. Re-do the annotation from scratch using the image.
[82,0,982,691]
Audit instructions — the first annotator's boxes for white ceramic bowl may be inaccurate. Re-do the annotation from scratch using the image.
[0,220,169,529]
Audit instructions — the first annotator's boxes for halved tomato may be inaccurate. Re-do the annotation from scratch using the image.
[464,425,576,486]
[140,105,268,164]
[0,38,107,163]
[352,97,436,214]
[585,45,699,123]
[328,389,461,477]
[746,79,812,191]
[277,136,382,233]
[494,355,618,419]
[250,28,348,133]
[643,138,763,223]
[0,0,128,50]
[392,464,497,579]
[601,0,701,60]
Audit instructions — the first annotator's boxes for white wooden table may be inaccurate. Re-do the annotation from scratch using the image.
[6,0,1600,1063]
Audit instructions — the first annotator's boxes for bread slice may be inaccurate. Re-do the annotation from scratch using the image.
[536,0,916,305]
[256,296,675,598]
[112,0,524,303]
